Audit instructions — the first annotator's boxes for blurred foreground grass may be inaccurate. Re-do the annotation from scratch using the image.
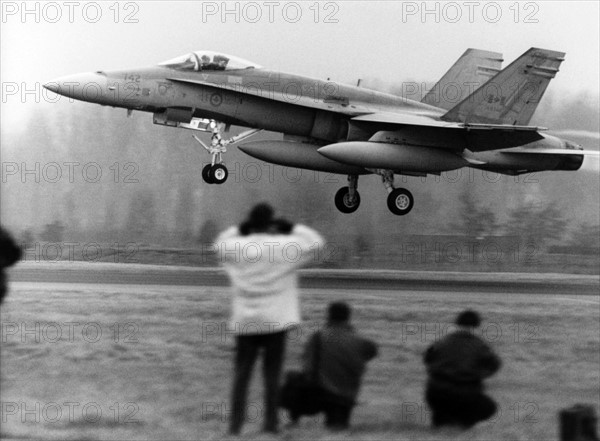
[1,282,598,440]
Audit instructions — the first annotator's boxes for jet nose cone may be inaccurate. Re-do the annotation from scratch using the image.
[43,72,107,103]
[42,82,59,93]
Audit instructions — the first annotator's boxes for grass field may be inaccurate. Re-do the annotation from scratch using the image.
[1,281,598,440]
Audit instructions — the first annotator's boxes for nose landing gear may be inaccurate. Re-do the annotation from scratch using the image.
[201,163,228,185]
[190,119,261,185]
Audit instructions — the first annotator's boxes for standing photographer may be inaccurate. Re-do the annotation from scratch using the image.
[216,203,324,435]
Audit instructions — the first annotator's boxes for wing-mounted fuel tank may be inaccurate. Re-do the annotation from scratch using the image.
[238,140,367,175]
[317,141,468,173]
[315,124,469,173]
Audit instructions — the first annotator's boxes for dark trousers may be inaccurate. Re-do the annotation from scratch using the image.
[425,380,497,429]
[284,384,353,430]
[322,400,353,430]
[230,331,286,435]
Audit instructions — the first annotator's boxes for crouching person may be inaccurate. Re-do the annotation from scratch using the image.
[283,302,378,430]
[424,309,502,429]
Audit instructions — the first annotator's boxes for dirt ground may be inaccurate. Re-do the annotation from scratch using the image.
[1,279,598,440]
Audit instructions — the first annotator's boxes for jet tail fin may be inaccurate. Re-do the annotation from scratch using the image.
[442,48,565,125]
[422,48,503,110]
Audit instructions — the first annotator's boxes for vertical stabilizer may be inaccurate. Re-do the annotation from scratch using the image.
[442,48,565,125]
[422,48,503,110]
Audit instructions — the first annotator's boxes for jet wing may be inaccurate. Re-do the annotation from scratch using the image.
[166,77,370,116]
[352,112,547,131]
[352,112,458,128]
[351,112,546,151]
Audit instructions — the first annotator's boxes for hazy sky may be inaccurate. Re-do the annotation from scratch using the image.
[1,1,599,128]
[1,1,598,234]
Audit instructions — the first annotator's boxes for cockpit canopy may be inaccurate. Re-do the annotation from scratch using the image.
[158,51,261,72]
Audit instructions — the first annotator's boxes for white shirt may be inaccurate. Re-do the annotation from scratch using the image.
[216,224,324,335]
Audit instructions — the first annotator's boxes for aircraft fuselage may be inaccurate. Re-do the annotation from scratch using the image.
[47,66,442,143]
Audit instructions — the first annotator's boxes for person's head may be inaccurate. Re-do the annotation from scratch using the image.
[327,302,351,324]
[248,203,274,228]
[455,309,481,329]
[240,203,292,235]
[240,203,274,235]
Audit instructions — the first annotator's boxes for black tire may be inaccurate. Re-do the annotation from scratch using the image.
[334,187,360,213]
[387,188,414,215]
[202,164,215,184]
[211,164,228,184]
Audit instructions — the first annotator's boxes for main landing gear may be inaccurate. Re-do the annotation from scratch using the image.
[334,176,361,213]
[190,119,261,185]
[334,170,414,216]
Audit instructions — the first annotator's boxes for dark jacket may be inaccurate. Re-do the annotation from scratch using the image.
[424,330,501,387]
[303,323,378,405]
[0,227,22,304]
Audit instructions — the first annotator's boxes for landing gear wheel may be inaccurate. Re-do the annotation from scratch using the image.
[387,188,414,216]
[202,164,215,184]
[211,164,228,184]
[334,187,361,213]
[192,121,261,186]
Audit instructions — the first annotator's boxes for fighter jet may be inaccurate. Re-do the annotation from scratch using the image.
[44,48,595,215]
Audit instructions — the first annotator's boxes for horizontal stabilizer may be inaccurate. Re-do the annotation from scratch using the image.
[502,148,597,155]
[465,123,547,131]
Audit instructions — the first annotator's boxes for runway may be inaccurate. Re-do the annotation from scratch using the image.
[1,263,599,440]
[7,261,600,294]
